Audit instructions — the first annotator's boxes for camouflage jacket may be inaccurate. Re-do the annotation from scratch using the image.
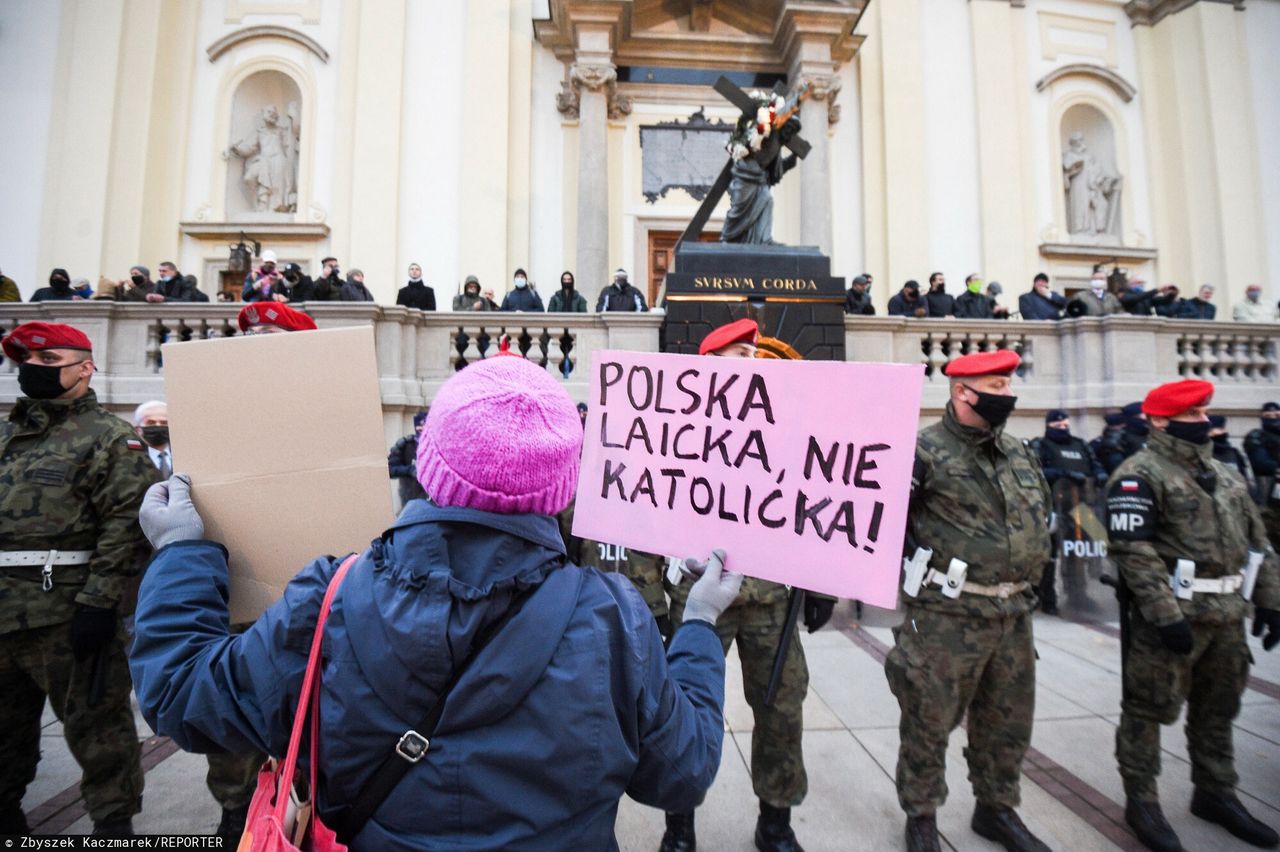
[1107,427,1280,627]
[0,390,157,633]
[556,500,669,616]
[903,403,1052,618]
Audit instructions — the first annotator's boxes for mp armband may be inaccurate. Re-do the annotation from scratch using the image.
[1107,477,1156,541]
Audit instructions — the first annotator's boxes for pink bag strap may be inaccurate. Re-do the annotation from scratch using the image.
[274,552,360,823]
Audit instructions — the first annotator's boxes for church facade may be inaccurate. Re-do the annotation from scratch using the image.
[2,0,1277,313]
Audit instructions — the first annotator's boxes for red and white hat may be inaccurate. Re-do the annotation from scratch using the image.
[237,303,317,333]
[698,318,759,356]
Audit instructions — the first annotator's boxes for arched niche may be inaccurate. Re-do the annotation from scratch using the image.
[1059,102,1124,246]
[223,70,303,219]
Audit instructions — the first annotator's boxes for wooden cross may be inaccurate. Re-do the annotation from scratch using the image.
[678,76,812,246]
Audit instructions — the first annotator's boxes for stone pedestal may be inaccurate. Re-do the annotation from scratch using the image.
[660,243,845,361]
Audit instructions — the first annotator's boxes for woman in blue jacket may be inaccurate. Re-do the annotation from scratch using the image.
[131,354,740,850]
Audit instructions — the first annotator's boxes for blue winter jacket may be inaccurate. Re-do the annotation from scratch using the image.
[130,501,727,850]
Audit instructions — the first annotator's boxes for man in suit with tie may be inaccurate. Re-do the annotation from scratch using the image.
[132,402,171,479]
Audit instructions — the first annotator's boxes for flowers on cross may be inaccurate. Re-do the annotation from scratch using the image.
[726,92,787,161]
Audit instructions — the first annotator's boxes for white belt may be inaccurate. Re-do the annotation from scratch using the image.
[0,550,93,567]
[921,569,1030,600]
[1183,574,1244,595]
[0,550,93,592]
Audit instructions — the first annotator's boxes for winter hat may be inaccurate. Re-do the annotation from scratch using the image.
[412,410,428,428]
[1045,409,1068,423]
[416,356,582,515]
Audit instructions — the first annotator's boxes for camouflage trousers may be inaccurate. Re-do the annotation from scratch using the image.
[884,607,1035,816]
[1117,613,1249,801]
[0,623,143,823]
[669,591,809,808]
[207,622,265,811]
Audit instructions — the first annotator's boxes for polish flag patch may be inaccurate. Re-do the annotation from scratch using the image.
[126,438,145,451]
[1120,480,1140,491]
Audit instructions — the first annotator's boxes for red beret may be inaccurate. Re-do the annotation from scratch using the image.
[943,349,1020,378]
[699,318,759,356]
[1142,379,1214,418]
[237,303,317,333]
[2,322,93,362]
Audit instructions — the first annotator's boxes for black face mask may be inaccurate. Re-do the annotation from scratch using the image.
[1045,427,1071,444]
[561,280,574,290]
[18,362,74,400]
[1263,419,1280,435]
[1126,419,1150,437]
[141,426,170,448]
[1212,433,1230,446]
[1166,419,1211,445]
[962,386,1017,428]
[51,278,70,291]
[131,274,145,286]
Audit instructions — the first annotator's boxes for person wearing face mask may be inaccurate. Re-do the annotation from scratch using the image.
[921,272,953,318]
[1243,402,1280,494]
[500,267,545,312]
[387,409,429,508]
[888,280,926,317]
[339,268,375,302]
[1070,272,1124,317]
[548,270,587,312]
[659,319,831,852]
[844,274,875,316]
[29,268,78,302]
[953,274,995,319]
[1036,410,1107,615]
[117,265,159,302]
[1208,415,1249,484]
[396,263,436,311]
[1232,284,1277,323]
[594,267,647,313]
[1120,277,1179,317]
[152,262,197,303]
[1106,380,1280,852]
[132,401,172,479]
[0,322,156,837]
[885,349,1052,852]
[452,275,490,311]
[1100,402,1150,475]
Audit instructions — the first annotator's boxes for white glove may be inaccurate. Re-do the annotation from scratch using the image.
[681,549,743,626]
[139,474,205,550]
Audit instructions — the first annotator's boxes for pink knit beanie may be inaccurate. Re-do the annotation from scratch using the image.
[416,355,582,515]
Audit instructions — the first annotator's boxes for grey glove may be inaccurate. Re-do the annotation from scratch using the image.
[681,549,743,626]
[139,474,205,550]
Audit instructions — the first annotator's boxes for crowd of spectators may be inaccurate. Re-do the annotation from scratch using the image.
[3,255,657,316]
[6,254,1274,324]
[847,263,1277,323]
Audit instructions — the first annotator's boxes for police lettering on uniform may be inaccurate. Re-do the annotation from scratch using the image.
[660,319,832,852]
[885,348,1053,852]
[1106,379,1280,851]
[1035,409,1107,614]
[0,322,156,836]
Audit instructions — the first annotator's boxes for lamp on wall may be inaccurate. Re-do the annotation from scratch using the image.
[228,231,261,276]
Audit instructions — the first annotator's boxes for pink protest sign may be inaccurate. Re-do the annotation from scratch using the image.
[571,350,925,608]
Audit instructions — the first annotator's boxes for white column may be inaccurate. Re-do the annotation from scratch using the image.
[796,74,840,253]
[570,62,614,294]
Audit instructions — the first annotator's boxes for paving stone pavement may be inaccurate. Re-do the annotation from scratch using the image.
[18,600,1280,849]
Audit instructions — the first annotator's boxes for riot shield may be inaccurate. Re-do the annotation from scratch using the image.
[1049,477,1111,617]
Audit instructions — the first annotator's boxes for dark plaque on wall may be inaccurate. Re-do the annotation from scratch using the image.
[639,109,732,203]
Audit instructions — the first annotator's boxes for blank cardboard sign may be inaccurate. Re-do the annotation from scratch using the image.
[161,325,394,622]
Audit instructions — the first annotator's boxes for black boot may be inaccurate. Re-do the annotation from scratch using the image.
[217,802,251,841]
[904,815,941,852]
[754,802,804,852]
[92,817,135,837]
[1125,800,1182,852]
[971,803,1050,852]
[659,811,696,852]
[1191,788,1279,848]
[0,802,30,835]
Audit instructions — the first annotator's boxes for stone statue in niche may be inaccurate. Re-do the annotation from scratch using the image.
[223,103,300,213]
[1062,131,1122,240]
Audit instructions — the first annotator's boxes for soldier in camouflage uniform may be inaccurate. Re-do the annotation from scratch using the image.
[883,349,1053,852]
[0,322,154,836]
[1106,379,1280,852]
[660,319,834,852]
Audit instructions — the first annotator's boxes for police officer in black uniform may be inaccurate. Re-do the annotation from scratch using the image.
[1209,415,1249,484]
[1099,402,1149,475]
[1244,402,1280,499]
[1036,409,1106,614]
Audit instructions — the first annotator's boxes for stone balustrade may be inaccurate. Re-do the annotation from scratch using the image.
[2,303,1278,441]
